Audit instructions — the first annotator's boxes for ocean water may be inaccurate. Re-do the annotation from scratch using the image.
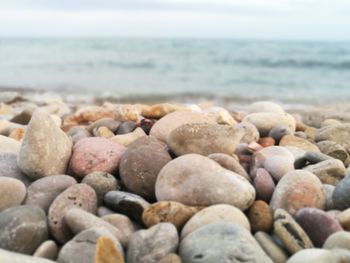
[0,38,350,104]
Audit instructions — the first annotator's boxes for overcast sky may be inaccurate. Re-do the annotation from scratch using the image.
[0,0,349,40]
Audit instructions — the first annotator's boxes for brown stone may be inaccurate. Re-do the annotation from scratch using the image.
[95,236,125,263]
[247,200,273,233]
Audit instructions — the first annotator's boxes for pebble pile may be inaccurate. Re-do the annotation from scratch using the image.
[1,92,350,262]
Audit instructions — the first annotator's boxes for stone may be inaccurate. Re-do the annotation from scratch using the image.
[248,101,285,114]
[155,154,255,210]
[0,153,32,186]
[179,223,272,263]
[316,124,350,153]
[0,91,22,104]
[0,248,56,263]
[156,253,182,263]
[181,204,250,239]
[95,236,125,263]
[119,136,172,200]
[207,153,250,182]
[255,232,288,263]
[250,146,294,181]
[317,140,349,163]
[102,213,138,246]
[82,172,119,205]
[323,184,335,210]
[17,109,72,179]
[88,118,121,133]
[57,227,123,263]
[270,170,324,215]
[48,184,97,244]
[280,135,320,152]
[0,134,20,154]
[323,231,350,250]
[304,151,333,164]
[332,175,350,210]
[104,191,150,224]
[64,208,127,247]
[66,126,91,144]
[97,206,115,217]
[0,121,24,137]
[33,240,58,260]
[0,205,48,254]
[285,146,307,168]
[95,126,115,138]
[0,177,26,212]
[10,108,34,125]
[127,223,179,263]
[141,103,183,119]
[25,175,77,213]
[110,127,146,147]
[202,106,236,125]
[137,118,155,135]
[9,127,25,141]
[116,121,137,134]
[142,201,202,230]
[286,248,350,263]
[247,200,273,233]
[273,209,313,254]
[258,137,275,147]
[268,125,292,143]
[294,207,343,247]
[243,112,296,137]
[336,208,350,230]
[168,123,244,156]
[69,137,125,178]
[149,111,212,142]
[303,159,346,185]
[236,121,260,143]
[253,168,275,202]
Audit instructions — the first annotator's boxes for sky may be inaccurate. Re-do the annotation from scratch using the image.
[0,0,350,41]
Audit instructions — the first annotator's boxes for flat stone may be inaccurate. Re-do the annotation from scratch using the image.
[33,240,58,260]
[143,201,202,230]
[303,159,346,185]
[104,190,150,224]
[127,223,179,263]
[304,151,333,164]
[69,137,125,178]
[181,204,250,239]
[273,209,313,254]
[48,184,97,244]
[0,205,48,254]
[17,109,72,179]
[270,170,324,215]
[119,136,172,200]
[179,223,272,263]
[0,177,26,212]
[255,232,288,263]
[167,123,244,156]
[25,175,77,213]
[155,154,255,210]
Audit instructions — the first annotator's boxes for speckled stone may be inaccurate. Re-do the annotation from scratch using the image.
[273,209,313,254]
[181,204,250,239]
[270,170,324,215]
[127,223,179,263]
[247,200,273,233]
[179,223,273,263]
[119,136,172,200]
[25,175,77,213]
[0,177,26,212]
[0,205,48,254]
[48,184,97,244]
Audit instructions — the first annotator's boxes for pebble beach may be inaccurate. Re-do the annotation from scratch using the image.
[2,91,350,263]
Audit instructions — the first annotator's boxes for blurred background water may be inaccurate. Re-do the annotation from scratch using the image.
[0,38,350,104]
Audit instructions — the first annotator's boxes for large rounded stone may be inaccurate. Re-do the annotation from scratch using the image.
[17,109,72,179]
[248,101,285,114]
[57,227,123,263]
[25,175,77,213]
[155,154,255,209]
[332,175,350,210]
[179,223,272,263]
[167,123,244,156]
[149,111,212,142]
[294,207,343,247]
[181,204,250,239]
[119,136,172,200]
[142,201,202,230]
[0,177,26,212]
[69,137,125,178]
[81,172,119,205]
[323,231,350,250]
[0,205,48,254]
[243,112,296,137]
[48,184,97,244]
[127,223,179,263]
[0,248,56,263]
[270,170,324,215]
[0,153,32,186]
[236,122,260,143]
[287,248,350,263]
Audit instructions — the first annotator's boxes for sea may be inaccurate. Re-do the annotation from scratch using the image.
[0,38,350,105]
